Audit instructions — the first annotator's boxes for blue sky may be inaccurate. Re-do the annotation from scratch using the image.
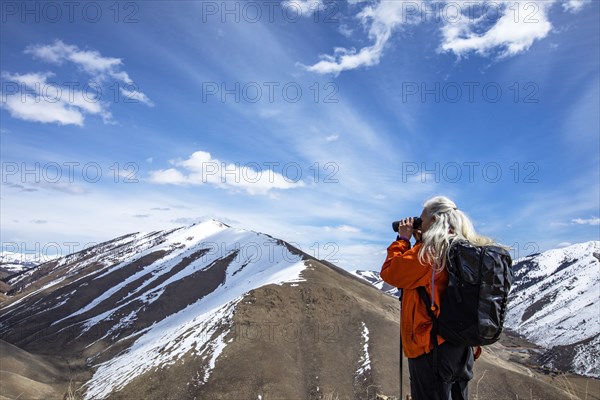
[1,0,599,271]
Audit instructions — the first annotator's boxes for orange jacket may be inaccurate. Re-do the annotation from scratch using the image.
[380,240,448,358]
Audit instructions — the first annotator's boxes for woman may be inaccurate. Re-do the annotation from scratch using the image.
[380,195,494,400]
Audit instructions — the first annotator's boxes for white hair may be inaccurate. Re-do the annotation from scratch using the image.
[417,195,499,273]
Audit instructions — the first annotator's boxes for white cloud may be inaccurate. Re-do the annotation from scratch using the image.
[557,241,573,248]
[1,40,152,126]
[439,1,554,59]
[25,40,133,83]
[148,168,187,185]
[2,71,53,87]
[301,0,424,75]
[282,0,325,17]
[325,134,339,142]
[572,217,600,226]
[338,24,354,38]
[148,150,305,195]
[562,0,591,13]
[324,224,361,233]
[329,243,386,271]
[120,87,155,107]
[35,181,89,195]
[171,216,204,225]
[303,0,585,74]
[2,93,85,126]
[1,71,112,126]
[258,108,282,118]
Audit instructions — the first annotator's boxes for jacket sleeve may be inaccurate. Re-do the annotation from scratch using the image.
[380,241,432,289]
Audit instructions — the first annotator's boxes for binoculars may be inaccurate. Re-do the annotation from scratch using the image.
[392,217,422,233]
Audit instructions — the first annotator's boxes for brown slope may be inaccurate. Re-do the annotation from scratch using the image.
[473,340,600,400]
[0,339,69,400]
[100,258,600,400]
[100,258,404,400]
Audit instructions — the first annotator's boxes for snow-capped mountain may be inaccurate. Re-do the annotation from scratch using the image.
[350,269,400,297]
[0,250,54,274]
[0,220,402,400]
[2,223,596,400]
[1,220,307,399]
[505,240,600,378]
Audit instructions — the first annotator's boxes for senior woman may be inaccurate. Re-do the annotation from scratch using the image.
[380,195,494,400]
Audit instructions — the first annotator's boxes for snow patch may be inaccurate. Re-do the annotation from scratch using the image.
[83,221,308,399]
[506,241,600,377]
[356,321,371,376]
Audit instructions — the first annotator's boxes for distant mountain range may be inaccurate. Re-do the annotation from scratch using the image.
[349,269,400,298]
[0,250,55,273]
[505,241,600,378]
[1,222,597,399]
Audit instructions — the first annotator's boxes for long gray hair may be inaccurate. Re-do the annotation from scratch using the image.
[417,196,496,273]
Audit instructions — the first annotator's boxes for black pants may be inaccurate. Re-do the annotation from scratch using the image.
[408,342,474,400]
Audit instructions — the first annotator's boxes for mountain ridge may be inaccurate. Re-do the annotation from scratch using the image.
[1,224,598,399]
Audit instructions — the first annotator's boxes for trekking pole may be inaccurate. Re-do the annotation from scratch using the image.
[398,288,403,400]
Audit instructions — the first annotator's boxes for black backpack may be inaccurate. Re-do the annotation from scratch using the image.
[417,239,513,347]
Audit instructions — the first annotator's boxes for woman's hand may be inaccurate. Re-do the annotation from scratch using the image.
[398,217,413,239]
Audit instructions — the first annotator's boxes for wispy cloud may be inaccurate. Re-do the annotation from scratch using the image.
[120,87,155,107]
[25,39,133,83]
[563,0,591,12]
[324,224,361,233]
[300,0,424,75]
[338,24,354,38]
[170,216,239,226]
[258,108,282,119]
[148,150,305,195]
[303,0,591,75]
[3,182,39,192]
[282,0,325,16]
[34,181,89,195]
[1,71,111,126]
[171,217,204,225]
[572,217,600,226]
[1,40,152,126]
[439,1,554,59]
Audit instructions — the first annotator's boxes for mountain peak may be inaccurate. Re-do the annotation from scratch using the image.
[506,240,600,377]
[0,222,408,400]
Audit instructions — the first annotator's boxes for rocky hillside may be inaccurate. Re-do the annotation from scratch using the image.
[505,241,600,378]
[0,220,403,400]
[1,224,598,400]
